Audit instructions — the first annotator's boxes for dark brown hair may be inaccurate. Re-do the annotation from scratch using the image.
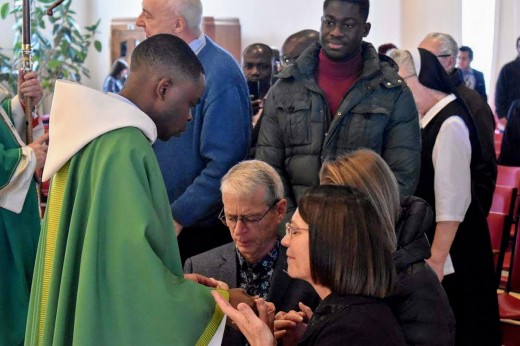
[299,185,396,298]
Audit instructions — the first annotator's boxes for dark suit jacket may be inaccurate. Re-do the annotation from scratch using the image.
[499,99,520,166]
[451,68,497,215]
[473,68,487,101]
[457,68,487,100]
[184,242,319,345]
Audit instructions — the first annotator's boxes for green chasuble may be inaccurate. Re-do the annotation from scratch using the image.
[25,81,224,345]
[0,97,41,346]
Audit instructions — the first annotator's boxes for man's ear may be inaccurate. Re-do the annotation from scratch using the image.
[363,22,371,38]
[173,15,186,34]
[156,78,173,100]
[276,199,288,221]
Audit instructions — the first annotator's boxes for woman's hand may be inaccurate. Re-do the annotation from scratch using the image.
[273,302,313,345]
[212,290,276,346]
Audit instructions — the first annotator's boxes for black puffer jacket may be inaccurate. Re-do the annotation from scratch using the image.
[386,196,456,346]
[256,42,421,213]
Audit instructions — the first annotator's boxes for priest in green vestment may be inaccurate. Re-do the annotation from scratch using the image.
[25,35,247,345]
[0,73,48,346]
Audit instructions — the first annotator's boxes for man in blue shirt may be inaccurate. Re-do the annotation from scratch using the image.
[136,0,251,263]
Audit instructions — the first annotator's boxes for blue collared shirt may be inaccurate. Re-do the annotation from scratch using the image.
[188,33,207,55]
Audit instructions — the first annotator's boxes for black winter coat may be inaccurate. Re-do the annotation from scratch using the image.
[386,196,456,346]
[256,42,421,214]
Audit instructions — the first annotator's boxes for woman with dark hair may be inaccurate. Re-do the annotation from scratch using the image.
[102,59,128,93]
[319,149,455,345]
[212,185,405,345]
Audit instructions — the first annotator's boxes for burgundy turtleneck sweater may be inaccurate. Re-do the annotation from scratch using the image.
[315,49,363,117]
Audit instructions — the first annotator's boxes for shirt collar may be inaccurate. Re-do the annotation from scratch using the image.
[421,93,457,128]
[236,239,280,270]
[188,33,206,55]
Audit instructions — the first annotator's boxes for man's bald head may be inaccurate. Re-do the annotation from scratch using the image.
[281,29,319,68]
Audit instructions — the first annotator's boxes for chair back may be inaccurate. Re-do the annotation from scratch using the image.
[491,185,517,217]
[488,212,513,286]
[509,223,520,292]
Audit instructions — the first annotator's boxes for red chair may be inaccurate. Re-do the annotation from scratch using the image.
[498,219,520,344]
[497,166,520,243]
[491,186,517,216]
[488,212,510,284]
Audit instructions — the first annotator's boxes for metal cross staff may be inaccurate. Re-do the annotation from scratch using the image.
[21,0,64,144]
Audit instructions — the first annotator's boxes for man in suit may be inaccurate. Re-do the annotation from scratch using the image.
[184,160,319,345]
[457,45,487,100]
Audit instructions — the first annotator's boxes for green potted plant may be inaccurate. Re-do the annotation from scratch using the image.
[0,0,102,101]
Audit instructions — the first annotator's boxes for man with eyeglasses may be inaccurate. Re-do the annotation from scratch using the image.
[184,160,319,346]
[279,29,319,72]
[419,32,496,216]
[256,0,420,223]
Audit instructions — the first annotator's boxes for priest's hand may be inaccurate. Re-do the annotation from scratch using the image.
[18,70,43,107]
[212,291,276,346]
[183,273,229,289]
[173,219,183,236]
[28,133,49,170]
[228,288,256,311]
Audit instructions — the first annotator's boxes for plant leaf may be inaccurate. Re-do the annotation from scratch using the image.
[0,3,9,20]
[47,59,61,69]
[94,40,102,52]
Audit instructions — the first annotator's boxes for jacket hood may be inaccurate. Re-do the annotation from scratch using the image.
[42,80,157,181]
[394,196,433,271]
[278,41,404,90]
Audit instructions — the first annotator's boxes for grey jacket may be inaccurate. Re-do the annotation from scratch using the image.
[256,42,421,211]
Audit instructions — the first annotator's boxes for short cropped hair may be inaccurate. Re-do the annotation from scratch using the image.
[299,185,396,298]
[323,0,370,22]
[242,43,274,62]
[459,46,473,60]
[131,33,204,81]
[423,32,458,60]
[167,0,203,34]
[319,149,400,248]
[221,160,283,206]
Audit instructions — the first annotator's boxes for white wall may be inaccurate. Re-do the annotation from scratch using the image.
[0,0,518,102]
[86,0,402,90]
[401,0,462,51]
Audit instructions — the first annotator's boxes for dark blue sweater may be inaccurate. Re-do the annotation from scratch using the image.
[153,36,251,227]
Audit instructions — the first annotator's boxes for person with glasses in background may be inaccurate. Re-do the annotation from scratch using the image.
[184,160,319,346]
[279,29,319,72]
[212,185,405,345]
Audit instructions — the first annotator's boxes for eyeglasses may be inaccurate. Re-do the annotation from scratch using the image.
[281,56,296,67]
[219,200,280,229]
[436,54,452,58]
[285,222,309,238]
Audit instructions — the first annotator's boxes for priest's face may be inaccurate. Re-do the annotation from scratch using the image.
[155,73,204,140]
